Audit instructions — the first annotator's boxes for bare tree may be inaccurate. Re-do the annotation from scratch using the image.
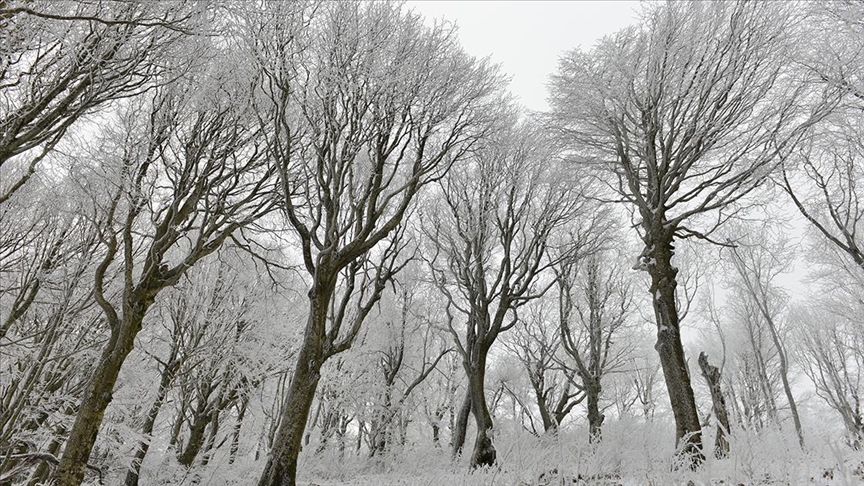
[51,60,276,484]
[556,252,633,442]
[726,235,804,448]
[365,280,451,458]
[794,301,864,448]
[503,302,582,434]
[246,2,504,484]
[424,121,586,467]
[549,1,836,464]
[0,186,104,483]
[725,296,781,431]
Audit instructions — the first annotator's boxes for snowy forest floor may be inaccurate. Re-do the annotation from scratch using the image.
[131,419,864,486]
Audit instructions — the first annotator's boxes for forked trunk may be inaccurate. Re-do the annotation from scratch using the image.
[228,399,248,465]
[178,405,211,466]
[534,384,554,432]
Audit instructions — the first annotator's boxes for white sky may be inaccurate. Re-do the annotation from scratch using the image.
[406,1,643,112]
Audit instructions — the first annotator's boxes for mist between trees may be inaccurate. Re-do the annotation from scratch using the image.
[0,1,863,485]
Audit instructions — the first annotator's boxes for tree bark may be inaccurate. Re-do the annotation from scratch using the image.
[585,380,604,443]
[467,350,495,468]
[763,315,804,448]
[26,424,65,486]
[368,391,393,458]
[698,352,730,458]
[229,399,248,465]
[124,359,178,486]
[534,383,554,432]
[257,291,329,486]
[52,307,148,486]
[648,237,703,467]
[178,401,211,467]
[200,408,220,467]
[451,390,471,458]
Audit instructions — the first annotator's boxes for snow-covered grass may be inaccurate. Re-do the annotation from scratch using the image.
[123,418,864,486]
[288,420,864,486]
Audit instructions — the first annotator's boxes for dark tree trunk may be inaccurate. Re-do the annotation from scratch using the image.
[256,350,320,486]
[336,414,349,458]
[229,399,248,465]
[467,350,495,468]
[52,307,148,486]
[369,391,393,458]
[26,424,65,486]
[169,399,186,449]
[585,380,604,443]
[647,236,703,467]
[534,384,554,432]
[200,408,220,467]
[258,290,329,486]
[124,359,178,486]
[178,401,212,467]
[451,389,471,458]
[698,352,730,458]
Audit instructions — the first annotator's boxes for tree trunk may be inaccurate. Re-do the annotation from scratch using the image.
[169,399,186,449]
[431,422,441,448]
[648,237,703,467]
[229,399,248,465]
[749,327,778,423]
[257,293,328,486]
[762,316,804,448]
[467,350,495,468]
[52,309,147,486]
[534,385,554,432]
[698,352,730,458]
[124,360,178,486]
[336,415,349,458]
[26,424,66,486]
[256,352,320,486]
[178,401,211,467]
[451,389,471,458]
[369,391,393,458]
[585,380,604,443]
[199,408,220,467]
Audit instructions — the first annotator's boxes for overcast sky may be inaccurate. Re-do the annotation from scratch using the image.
[406,1,643,112]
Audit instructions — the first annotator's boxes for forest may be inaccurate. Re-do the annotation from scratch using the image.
[1,1,863,485]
